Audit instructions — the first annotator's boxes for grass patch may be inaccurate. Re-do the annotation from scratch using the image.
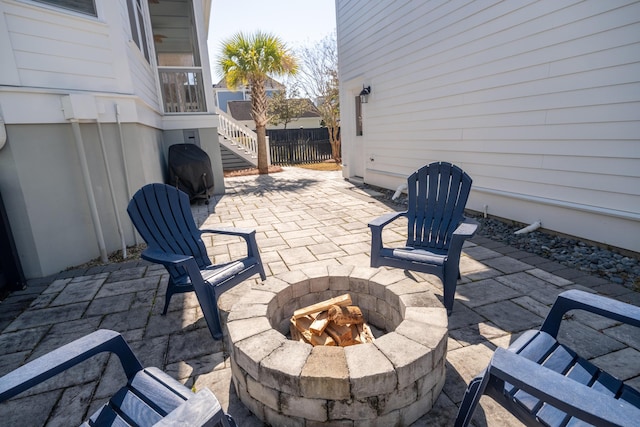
[295,161,342,171]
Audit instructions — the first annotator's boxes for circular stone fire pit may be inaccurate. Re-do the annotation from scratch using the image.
[225,266,448,426]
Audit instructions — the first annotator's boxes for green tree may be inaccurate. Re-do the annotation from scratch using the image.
[218,31,298,173]
[268,86,309,129]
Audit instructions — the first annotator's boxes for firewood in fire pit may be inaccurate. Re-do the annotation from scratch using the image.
[325,322,353,346]
[327,305,364,325]
[289,293,375,347]
[309,311,330,335]
[291,315,336,346]
[292,294,352,319]
[356,323,375,344]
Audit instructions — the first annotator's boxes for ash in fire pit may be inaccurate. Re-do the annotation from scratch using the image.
[290,293,375,346]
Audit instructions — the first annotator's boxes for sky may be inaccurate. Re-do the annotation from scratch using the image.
[207,0,336,80]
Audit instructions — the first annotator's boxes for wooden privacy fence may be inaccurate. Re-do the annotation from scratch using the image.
[268,128,334,165]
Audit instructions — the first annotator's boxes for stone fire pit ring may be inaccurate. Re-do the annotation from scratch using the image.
[225,266,448,426]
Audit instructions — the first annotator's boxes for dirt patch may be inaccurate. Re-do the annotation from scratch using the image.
[66,244,147,270]
[294,161,342,172]
[223,161,341,177]
[224,165,284,177]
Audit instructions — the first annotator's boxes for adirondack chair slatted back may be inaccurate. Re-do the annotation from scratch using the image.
[406,162,472,250]
[455,290,640,427]
[0,329,236,426]
[128,184,212,277]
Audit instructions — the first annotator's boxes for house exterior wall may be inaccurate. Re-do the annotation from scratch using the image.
[0,120,163,277]
[216,90,245,112]
[336,0,640,252]
[213,88,281,112]
[269,117,323,130]
[0,0,220,278]
[0,0,159,108]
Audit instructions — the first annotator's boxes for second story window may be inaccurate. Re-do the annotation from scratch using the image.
[127,0,150,62]
[32,0,97,16]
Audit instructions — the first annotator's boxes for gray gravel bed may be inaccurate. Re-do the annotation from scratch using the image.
[367,187,640,291]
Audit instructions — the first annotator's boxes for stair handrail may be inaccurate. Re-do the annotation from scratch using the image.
[215,107,258,157]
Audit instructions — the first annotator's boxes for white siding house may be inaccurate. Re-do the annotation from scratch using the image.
[0,0,224,279]
[336,0,640,253]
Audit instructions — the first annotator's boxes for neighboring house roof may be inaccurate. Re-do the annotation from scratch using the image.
[298,99,322,117]
[227,100,253,121]
[227,99,322,122]
[214,76,285,90]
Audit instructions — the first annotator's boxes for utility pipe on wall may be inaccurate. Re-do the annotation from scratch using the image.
[96,120,127,259]
[70,119,108,263]
[0,116,6,150]
[115,104,139,245]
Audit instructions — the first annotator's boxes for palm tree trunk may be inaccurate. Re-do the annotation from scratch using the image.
[255,125,268,173]
[250,79,269,174]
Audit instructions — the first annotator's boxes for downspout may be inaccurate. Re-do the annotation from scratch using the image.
[70,119,108,263]
[96,119,126,258]
[392,183,407,200]
[514,220,542,235]
[115,105,139,244]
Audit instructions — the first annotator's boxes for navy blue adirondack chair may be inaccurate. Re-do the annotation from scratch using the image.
[455,290,640,427]
[368,162,478,314]
[127,183,266,339]
[0,329,236,426]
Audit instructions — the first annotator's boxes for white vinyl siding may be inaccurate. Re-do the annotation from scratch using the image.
[337,0,640,251]
[117,0,160,110]
[4,5,114,91]
[2,1,159,108]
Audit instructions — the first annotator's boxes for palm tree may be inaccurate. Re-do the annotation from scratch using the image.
[218,31,298,174]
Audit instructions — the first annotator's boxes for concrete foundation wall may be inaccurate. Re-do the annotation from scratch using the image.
[0,122,164,278]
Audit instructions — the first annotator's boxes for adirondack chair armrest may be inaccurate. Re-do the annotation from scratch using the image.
[0,329,143,403]
[141,249,208,288]
[200,227,261,260]
[487,348,640,427]
[141,248,194,266]
[154,388,233,427]
[446,218,479,263]
[368,211,406,230]
[541,289,640,337]
[452,217,479,239]
[201,226,256,238]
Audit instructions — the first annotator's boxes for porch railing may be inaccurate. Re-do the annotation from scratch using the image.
[215,107,260,157]
[158,67,206,113]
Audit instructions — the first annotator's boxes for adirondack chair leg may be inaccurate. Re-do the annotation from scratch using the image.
[163,285,175,315]
[162,280,195,316]
[206,303,224,340]
[162,297,171,315]
[442,275,456,316]
[248,237,267,281]
[454,371,490,427]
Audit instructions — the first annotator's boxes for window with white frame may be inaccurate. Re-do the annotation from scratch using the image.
[32,0,97,16]
[127,0,150,62]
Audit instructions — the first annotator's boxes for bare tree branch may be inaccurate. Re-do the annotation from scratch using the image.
[295,33,341,163]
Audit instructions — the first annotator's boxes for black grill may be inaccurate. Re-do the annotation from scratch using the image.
[168,144,214,204]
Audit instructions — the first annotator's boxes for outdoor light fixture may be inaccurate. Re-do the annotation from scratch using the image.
[359,85,371,103]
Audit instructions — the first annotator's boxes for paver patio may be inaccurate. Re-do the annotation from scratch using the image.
[0,167,638,426]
